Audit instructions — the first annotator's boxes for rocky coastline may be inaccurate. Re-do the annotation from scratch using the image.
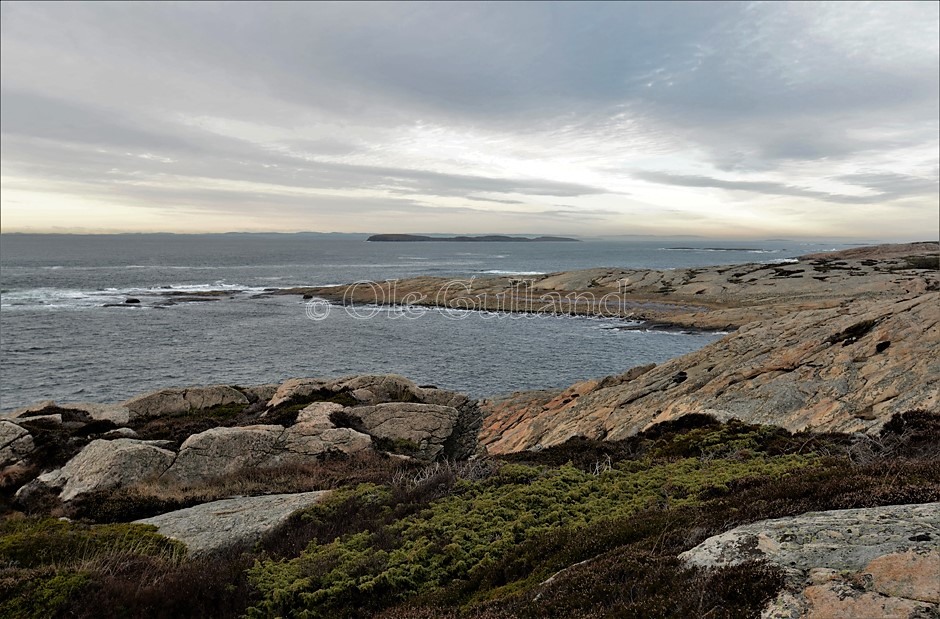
[1,242,938,618]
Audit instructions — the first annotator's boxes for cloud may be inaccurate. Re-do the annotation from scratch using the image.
[634,170,939,205]
[1,1,937,236]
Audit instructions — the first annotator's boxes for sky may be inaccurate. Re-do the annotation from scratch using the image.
[1,1,938,239]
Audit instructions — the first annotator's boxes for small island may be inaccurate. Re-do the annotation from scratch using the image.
[367,234,580,242]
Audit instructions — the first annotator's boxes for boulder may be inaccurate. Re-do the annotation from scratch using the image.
[328,374,424,406]
[276,422,372,459]
[0,421,34,468]
[162,425,284,483]
[341,402,459,460]
[680,503,940,619]
[123,385,249,419]
[24,438,175,502]
[61,402,131,425]
[266,378,328,409]
[261,376,482,458]
[11,400,130,425]
[238,383,280,404]
[135,491,331,557]
[163,420,373,483]
[680,503,939,573]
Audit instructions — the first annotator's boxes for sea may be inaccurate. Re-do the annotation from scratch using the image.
[0,234,865,412]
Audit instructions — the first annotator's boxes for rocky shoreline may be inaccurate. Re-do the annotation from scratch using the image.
[1,242,938,618]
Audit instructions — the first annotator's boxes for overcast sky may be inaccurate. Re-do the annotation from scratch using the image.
[1,1,938,238]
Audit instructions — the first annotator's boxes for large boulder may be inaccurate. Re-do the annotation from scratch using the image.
[0,420,34,468]
[162,421,373,484]
[340,402,459,460]
[123,385,248,419]
[162,425,284,483]
[135,491,331,557]
[22,438,175,502]
[681,503,940,619]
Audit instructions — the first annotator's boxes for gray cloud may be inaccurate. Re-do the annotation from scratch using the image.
[634,170,939,205]
[1,1,937,234]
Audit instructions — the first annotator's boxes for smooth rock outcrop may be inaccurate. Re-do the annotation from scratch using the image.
[681,503,940,619]
[482,293,940,453]
[123,385,248,419]
[297,249,939,332]
[135,491,331,557]
[29,439,176,502]
[341,402,460,460]
[0,420,34,468]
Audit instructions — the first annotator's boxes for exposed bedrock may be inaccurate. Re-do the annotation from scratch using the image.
[481,292,940,453]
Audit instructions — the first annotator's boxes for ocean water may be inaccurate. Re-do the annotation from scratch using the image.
[0,234,858,411]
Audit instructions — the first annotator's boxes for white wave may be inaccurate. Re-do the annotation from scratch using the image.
[479,270,545,275]
[764,258,800,264]
[0,282,274,309]
[659,247,780,253]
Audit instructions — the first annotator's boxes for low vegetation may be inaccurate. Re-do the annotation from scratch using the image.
[1,412,937,618]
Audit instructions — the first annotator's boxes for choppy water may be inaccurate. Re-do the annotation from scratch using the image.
[0,234,862,410]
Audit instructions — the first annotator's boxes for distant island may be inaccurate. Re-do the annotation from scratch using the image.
[367,234,580,242]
